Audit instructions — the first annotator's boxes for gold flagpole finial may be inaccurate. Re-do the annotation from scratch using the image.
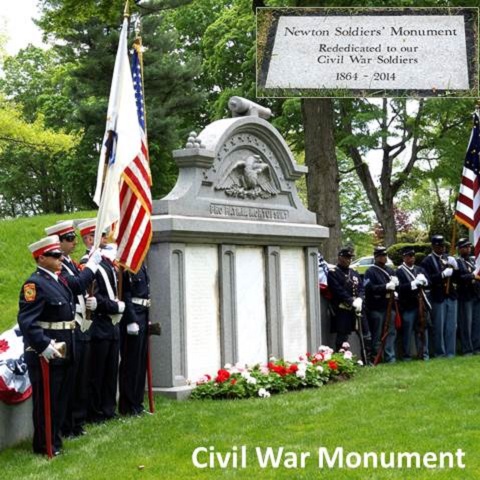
[124,0,130,18]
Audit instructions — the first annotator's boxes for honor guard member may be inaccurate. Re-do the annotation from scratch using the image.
[45,220,102,437]
[18,236,76,456]
[456,238,480,355]
[327,247,371,356]
[420,235,459,358]
[396,247,431,360]
[364,246,398,363]
[119,263,151,416]
[77,219,97,266]
[88,243,125,422]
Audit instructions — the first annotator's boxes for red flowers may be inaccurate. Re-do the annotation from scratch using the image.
[328,360,338,370]
[215,369,231,383]
[0,339,9,354]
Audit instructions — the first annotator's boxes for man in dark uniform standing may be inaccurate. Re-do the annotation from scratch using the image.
[396,246,430,360]
[45,220,101,437]
[365,246,398,363]
[18,236,76,456]
[119,263,151,416]
[420,235,459,358]
[456,238,480,355]
[327,247,371,360]
[88,243,124,422]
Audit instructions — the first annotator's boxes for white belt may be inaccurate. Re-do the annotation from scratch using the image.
[36,320,76,330]
[132,298,151,308]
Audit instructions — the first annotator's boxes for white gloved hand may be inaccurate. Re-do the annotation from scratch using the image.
[127,322,140,336]
[352,297,363,313]
[386,281,396,291]
[85,248,103,273]
[391,276,399,287]
[40,341,62,362]
[415,273,427,286]
[117,301,125,313]
[442,267,453,278]
[410,280,418,290]
[447,256,458,269]
[86,296,97,311]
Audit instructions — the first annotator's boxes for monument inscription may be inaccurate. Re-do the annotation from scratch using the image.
[258,9,478,96]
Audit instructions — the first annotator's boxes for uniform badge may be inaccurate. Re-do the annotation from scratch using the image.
[24,283,36,302]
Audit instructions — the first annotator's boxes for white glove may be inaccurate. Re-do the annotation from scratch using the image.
[85,249,103,273]
[386,281,396,291]
[442,267,453,278]
[391,276,399,287]
[86,296,97,311]
[127,322,140,336]
[415,273,427,286]
[117,301,125,313]
[40,341,62,361]
[447,256,458,269]
[410,280,418,290]
[352,297,363,312]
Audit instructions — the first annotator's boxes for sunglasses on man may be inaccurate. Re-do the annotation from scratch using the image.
[43,251,63,259]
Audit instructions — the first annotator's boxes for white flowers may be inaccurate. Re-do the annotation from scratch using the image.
[343,351,353,360]
[258,388,271,398]
[342,342,351,349]
[316,365,324,373]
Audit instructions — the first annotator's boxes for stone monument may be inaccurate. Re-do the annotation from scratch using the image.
[148,97,328,398]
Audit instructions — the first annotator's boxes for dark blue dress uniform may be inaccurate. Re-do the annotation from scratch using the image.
[88,258,123,422]
[364,264,397,362]
[59,257,95,437]
[420,252,458,357]
[17,268,76,455]
[327,264,366,351]
[396,264,431,360]
[119,264,150,415]
[456,255,479,354]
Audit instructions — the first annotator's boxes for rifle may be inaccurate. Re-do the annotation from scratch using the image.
[374,293,394,366]
[417,288,426,360]
[355,310,368,366]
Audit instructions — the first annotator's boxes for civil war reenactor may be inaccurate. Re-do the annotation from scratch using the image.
[18,236,76,456]
[396,246,431,361]
[88,243,124,423]
[456,238,480,355]
[327,246,372,363]
[420,235,459,358]
[364,246,399,364]
[45,220,102,437]
[119,263,151,416]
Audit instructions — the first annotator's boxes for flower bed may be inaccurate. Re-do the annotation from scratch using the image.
[190,344,360,400]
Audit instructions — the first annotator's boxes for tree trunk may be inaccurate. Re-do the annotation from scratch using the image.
[301,98,341,263]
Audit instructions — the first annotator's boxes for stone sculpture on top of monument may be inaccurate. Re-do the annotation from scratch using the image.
[148,97,329,398]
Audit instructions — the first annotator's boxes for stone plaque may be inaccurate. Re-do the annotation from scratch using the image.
[184,245,221,381]
[235,246,268,365]
[258,8,478,97]
[280,248,307,361]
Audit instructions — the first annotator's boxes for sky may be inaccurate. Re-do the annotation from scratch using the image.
[1,1,45,56]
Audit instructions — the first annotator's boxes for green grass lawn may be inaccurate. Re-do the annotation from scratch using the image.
[1,357,479,479]
[0,212,96,332]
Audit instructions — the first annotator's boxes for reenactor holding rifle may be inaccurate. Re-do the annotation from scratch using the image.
[396,246,430,360]
[327,246,372,363]
[421,235,459,358]
[364,246,399,364]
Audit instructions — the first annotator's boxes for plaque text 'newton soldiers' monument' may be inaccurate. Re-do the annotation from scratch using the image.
[257,8,478,98]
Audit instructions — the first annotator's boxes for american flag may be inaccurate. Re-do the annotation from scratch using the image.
[455,111,480,273]
[116,41,152,273]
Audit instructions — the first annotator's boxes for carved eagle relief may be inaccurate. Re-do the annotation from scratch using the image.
[215,154,279,199]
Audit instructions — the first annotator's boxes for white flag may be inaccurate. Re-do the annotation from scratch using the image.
[93,17,142,247]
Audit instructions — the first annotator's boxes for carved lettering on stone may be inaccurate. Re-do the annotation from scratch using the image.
[215,154,279,199]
